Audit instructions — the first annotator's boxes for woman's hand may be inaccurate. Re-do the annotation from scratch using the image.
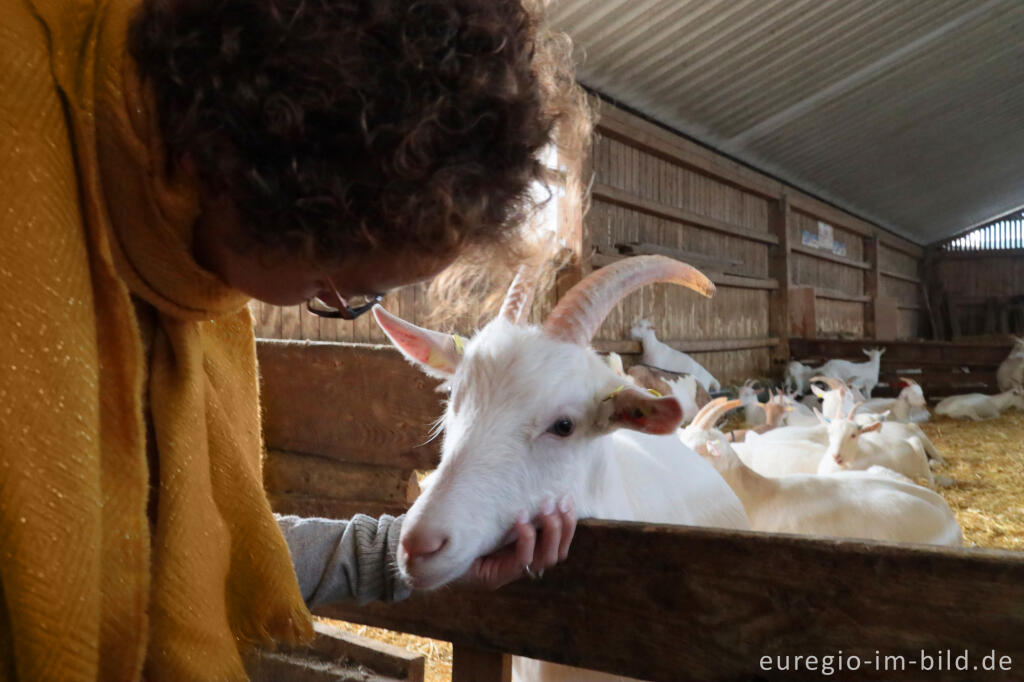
[460,495,576,590]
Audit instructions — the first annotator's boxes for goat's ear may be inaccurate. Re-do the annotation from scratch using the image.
[811,384,827,399]
[373,306,462,379]
[859,420,883,434]
[605,388,683,435]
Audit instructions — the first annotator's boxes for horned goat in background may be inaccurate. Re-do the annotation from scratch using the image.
[630,318,720,392]
[375,256,749,682]
[815,348,885,397]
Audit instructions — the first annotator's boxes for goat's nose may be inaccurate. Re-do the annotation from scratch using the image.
[401,529,448,562]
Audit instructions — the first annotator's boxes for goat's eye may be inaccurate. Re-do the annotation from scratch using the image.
[547,417,575,438]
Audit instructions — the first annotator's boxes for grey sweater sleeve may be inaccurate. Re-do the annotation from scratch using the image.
[276,513,413,607]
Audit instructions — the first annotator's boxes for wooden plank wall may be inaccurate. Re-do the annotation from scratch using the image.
[251,101,927,383]
[929,249,1024,337]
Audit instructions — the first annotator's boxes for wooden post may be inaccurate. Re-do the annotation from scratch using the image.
[768,194,792,367]
[864,234,881,339]
[452,644,512,682]
[555,96,596,302]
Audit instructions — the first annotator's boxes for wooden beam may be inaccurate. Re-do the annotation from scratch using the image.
[264,450,419,506]
[814,288,872,303]
[614,241,743,272]
[788,191,874,237]
[709,273,778,290]
[881,269,923,284]
[267,494,410,521]
[316,521,1024,682]
[258,340,443,469]
[594,337,779,354]
[933,247,1024,260]
[791,243,871,270]
[452,646,512,682]
[594,104,782,200]
[789,337,1012,366]
[864,235,881,339]
[591,183,779,246]
[769,196,792,367]
[877,231,925,259]
[247,619,426,682]
[789,286,817,338]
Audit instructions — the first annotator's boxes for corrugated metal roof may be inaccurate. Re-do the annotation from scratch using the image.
[549,0,1024,244]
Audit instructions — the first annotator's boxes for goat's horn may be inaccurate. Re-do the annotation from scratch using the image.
[811,376,844,391]
[692,397,728,430]
[703,399,743,428]
[498,266,537,325]
[544,255,713,345]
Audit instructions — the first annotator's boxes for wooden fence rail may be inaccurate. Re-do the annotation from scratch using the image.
[318,521,1024,682]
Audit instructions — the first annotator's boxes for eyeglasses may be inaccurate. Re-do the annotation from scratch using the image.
[306,276,384,320]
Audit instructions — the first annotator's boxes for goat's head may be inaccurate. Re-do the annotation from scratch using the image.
[629,318,655,341]
[863,347,886,361]
[375,256,713,589]
[811,377,853,419]
[898,378,927,408]
[817,405,881,466]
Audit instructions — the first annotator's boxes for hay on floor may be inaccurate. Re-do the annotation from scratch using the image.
[920,410,1024,551]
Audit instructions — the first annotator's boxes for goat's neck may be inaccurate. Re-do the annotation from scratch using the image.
[712,453,776,515]
[890,398,911,421]
[577,436,634,519]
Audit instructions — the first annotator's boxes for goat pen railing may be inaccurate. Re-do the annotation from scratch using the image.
[317,521,1024,682]
[258,339,1024,681]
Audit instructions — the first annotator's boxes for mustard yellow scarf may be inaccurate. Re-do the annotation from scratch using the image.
[0,1,312,679]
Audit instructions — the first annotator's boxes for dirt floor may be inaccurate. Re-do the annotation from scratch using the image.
[327,409,1024,682]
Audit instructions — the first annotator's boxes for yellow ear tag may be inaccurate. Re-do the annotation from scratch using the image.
[451,334,466,356]
[603,385,626,402]
[646,388,662,398]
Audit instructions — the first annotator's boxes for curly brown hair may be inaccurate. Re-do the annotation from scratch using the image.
[129,0,585,261]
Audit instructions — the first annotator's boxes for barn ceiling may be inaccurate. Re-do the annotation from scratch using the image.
[548,0,1024,245]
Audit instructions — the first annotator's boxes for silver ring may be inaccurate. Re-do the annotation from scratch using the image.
[523,564,543,581]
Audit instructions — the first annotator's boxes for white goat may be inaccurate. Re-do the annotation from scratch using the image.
[376,257,749,682]
[809,376,859,419]
[996,337,1024,391]
[682,399,829,477]
[785,360,814,395]
[738,381,765,426]
[815,407,936,486]
[699,439,961,546]
[858,378,929,423]
[935,387,1024,421]
[815,348,885,397]
[630,319,720,392]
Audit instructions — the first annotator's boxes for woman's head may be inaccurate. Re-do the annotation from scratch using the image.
[130,0,586,291]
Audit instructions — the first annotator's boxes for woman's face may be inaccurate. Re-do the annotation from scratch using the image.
[193,197,456,307]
